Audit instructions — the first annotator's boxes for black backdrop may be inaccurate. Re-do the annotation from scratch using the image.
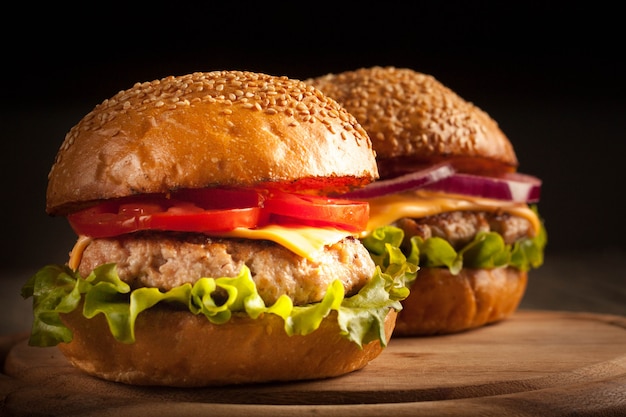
[2,2,624,271]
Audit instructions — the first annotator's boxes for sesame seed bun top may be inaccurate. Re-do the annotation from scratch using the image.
[46,71,378,215]
[308,66,518,179]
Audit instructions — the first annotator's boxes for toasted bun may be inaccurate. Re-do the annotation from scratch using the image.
[310,67,529,336]
[308,66,517,178]
[393,267,527,336]
[47,71,377,215]
[58,306,397,387]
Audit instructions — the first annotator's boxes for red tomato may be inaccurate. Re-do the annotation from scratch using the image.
[68,202,159,238]
[68,199,263,238]
[67,188,369,238]
[262,192,369,232]
[147,204,262,233]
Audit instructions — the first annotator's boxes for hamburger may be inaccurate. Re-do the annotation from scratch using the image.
[21,70,414,386]
[308,66,547,336]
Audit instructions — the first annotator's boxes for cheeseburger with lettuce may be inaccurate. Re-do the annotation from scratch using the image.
[309,66,546,336]
[22,70,415,386]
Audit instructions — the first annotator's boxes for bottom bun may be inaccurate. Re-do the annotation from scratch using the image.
[59,306,397,387]
[393,267,527,336]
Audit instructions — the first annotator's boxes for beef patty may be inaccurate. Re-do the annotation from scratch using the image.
[78,233,376,306]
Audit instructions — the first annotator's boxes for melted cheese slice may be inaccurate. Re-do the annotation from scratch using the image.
[213,226,352,260]
[68,226,352,270]
[365,190,541,236]
[68,235,93,271]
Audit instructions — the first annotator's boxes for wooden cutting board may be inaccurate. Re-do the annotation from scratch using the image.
[2,310,626,416]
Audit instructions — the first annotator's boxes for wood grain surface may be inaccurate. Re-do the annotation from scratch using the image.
[2,310,626,416]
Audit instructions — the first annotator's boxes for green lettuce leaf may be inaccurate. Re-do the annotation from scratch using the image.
[22,226,417,349]
[409,206,547,273]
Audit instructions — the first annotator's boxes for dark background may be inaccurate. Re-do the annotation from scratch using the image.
[2,2,624,274]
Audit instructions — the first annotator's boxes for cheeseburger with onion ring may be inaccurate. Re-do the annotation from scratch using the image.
[309,66,547,336]
[21,70,416,386]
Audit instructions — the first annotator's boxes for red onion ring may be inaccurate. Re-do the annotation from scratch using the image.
[340,163,456,199]
[423,172,542,203]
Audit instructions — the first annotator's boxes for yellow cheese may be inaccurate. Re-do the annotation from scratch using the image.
[365,190,541,236]
[213,225,352,260]
[68,235,92,271]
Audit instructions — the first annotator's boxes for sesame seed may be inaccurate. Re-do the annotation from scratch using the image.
[54,70,371,168]
[306,66,509,161]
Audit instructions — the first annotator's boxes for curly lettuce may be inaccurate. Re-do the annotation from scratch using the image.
[21,226,417,349]
[405,206,547,275]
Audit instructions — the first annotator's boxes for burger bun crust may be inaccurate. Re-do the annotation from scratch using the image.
[393,267,527,336]
[59,307,397,387]
[308,66,518,178]
[309,67,531,336]
[47,71,378,215]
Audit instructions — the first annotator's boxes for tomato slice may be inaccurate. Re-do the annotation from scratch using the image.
[68,196,262,238]
[262,192,369,232]
[67,188,370,238]
[68,202,160,238]
[147,203,262,232]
